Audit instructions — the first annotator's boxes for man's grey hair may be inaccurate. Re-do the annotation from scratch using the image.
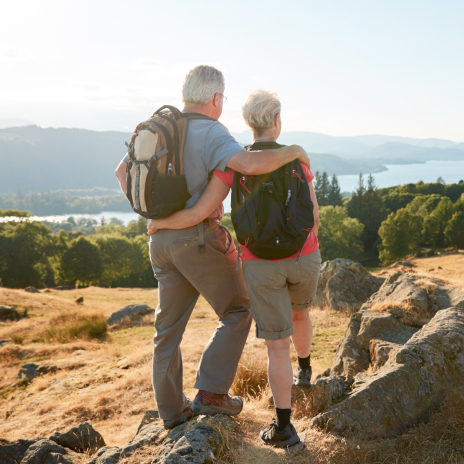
[182,65,225,104]
[242,90,281,135]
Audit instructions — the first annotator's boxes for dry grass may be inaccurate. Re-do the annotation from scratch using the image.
[1,253,463,463]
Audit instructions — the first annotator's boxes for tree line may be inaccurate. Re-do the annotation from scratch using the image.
[313,173,464,264]
[1,175,463,289]
[0,211,155,289]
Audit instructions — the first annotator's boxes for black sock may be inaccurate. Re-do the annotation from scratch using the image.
[275,407,291,431]
[298,354,311,370]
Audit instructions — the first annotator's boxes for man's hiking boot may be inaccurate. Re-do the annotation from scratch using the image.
[293,365,312,386]
[191,390,243,416]
[163,398,194,429]
[259,419,301,448]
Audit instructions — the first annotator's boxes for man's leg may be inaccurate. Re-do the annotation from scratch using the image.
[152,266,200,422]
[171,224,252,398]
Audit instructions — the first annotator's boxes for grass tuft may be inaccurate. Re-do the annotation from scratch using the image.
[40,312,107,343]
[232,349,268,399]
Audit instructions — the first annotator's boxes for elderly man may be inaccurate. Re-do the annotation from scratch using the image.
[115,65,310,429]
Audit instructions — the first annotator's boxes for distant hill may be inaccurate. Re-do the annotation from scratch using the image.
[0,126,388,194]
[0,118,35,129]
[231,131,463,158]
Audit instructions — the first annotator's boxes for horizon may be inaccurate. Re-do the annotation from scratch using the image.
[1,1,463,141]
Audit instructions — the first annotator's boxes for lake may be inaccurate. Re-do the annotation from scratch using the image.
[2,160,463,222]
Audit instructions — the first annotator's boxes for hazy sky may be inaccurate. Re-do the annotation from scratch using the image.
[1,0,463,140]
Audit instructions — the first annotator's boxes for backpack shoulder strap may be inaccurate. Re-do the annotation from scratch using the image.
[183,112,217,122]
[154,105,183,120]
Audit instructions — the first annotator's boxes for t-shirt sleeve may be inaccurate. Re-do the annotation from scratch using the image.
[302,164,314,183]
[213,169,234,188]
[205,122,244,172]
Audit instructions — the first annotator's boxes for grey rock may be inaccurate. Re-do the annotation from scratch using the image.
[153,415,235,464]
[0,438,44,464]
[0,339,10,346]
[83,447,121,464]
[24,286,39,293]
[43,453,77,464]
[76,297,84,304]
[136,409,160,434]
[0,305,18,320]
[311,375,354,413]
[17,363,40,381]
[161,423,224,464]
[369,339,403,371]
[330,312,369,377]
[315,259,384,311]
[50,422,106,454]
[21,439,69,464]
[312,307,464,438]
[121,422,164,457]
[106,304,154,326]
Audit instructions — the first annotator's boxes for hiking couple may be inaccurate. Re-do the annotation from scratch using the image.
[115,65,321,448]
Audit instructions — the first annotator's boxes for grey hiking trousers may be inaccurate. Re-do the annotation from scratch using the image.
[148,221,251,421]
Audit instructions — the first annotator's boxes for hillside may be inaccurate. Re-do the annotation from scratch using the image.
[1,253,463,463]
[0,126,387,193]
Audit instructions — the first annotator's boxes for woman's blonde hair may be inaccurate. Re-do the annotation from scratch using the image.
[242,90,281,135]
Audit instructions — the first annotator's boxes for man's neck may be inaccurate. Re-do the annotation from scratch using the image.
[183,103,217,119]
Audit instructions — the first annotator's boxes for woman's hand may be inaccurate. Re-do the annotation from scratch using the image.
[147,219,160,235]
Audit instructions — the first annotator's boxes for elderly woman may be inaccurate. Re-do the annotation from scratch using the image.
[147,90,321,448]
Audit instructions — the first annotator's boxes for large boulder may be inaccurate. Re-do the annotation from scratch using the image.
[20,438,86,464]
[106,304,154,326]
[312,307,464,437]
[0,305,18,320]
[0,438,44,464]
[315,259,384,311]
[17,363,40,381]
[50,422,106,454]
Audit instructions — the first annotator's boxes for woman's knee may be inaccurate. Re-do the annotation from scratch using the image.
[265,337,291,351]
[292,308,310,321]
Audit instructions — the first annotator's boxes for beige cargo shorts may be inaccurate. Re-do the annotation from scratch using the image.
[242,249,322,340]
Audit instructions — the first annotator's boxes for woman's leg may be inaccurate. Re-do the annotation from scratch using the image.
[266,337,293,409]
[291,308,313,358]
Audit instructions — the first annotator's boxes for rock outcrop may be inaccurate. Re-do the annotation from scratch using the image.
[24,286,39,293]
[0,438,44,464]
[20,438,86,464]
[314,259,384,311]
[0,305,18,320]
[51,422,106,454]
[312,307,464,437]
[106,304,154,326]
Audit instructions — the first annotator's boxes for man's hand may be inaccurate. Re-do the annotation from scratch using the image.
[291,145,310,171]
[147,219,160,235]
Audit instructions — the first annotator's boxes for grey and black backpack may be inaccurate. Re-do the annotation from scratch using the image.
[125,105,214,219]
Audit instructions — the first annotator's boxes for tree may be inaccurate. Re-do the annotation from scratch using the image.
[378,209,423,264]
[327,174,343,207]
[314,171,330,206]
[60,236,103,286]
[346,173,387,255]
[0,221,53,288]
[94,235,145,286]
[444,211,464,249]
[317,206,364,261]
[421,197,454,247]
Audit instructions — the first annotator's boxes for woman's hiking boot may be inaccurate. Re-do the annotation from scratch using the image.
[293,365,312,386]
[259,419,301,448]
[163,398,194,429]
[191,390,243,416]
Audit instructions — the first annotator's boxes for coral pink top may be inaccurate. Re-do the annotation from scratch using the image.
[214,165,319,261]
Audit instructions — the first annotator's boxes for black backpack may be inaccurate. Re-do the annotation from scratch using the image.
[125,105,215,219]
[231,142,315,260]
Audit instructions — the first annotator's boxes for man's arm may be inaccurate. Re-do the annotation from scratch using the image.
[309,181,320,236]
[147,175,229,235]
[227,145,310,175]
[115,159,128,198]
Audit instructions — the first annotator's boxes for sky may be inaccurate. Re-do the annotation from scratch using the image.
[1,0,463,140]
